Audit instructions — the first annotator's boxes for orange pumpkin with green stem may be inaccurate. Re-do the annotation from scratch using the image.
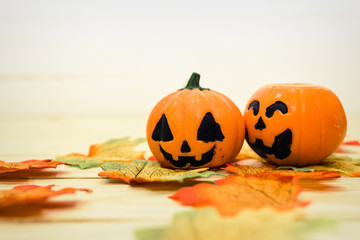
[244,83,347,167]
[146,72,245,169]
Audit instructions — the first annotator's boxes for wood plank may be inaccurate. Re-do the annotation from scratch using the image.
[1,114,360,240]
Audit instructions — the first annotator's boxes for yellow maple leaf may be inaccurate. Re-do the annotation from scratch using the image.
[308,155,360,176]
[98,160,224,183]
[55,137,146,169]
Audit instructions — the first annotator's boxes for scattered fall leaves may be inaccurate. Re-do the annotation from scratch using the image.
[98,160,225,184]
[223,163,340,179]
[0,159,64,175]
[135,208,334,240]
[170,175,309,216]
[308,155,360,176]
[0,185,92,208]
[55,137,146,169]
[234,140,360,177]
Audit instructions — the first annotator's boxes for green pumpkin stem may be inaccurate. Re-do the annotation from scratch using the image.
[183,72,209,91]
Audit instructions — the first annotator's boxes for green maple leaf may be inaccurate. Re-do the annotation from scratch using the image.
[276,166,316,172]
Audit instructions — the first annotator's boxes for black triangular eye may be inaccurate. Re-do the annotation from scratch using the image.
[197,112,224,142]
[152,114,174,142]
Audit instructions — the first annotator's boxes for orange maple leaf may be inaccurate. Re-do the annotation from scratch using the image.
[341,140,360,146]
[223,163,340,179]
[0,185,92,208]
[170,175,310,216]
[0,159,64,175]
[351,172,360,177]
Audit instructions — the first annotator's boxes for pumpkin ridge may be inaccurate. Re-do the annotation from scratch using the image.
[207,90,243,161]
[311,89,324,165]
[296,87,304,164]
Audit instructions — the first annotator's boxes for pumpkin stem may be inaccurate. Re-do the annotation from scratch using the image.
[183,72,209,90]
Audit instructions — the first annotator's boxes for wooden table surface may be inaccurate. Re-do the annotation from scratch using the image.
[1,114,360,240]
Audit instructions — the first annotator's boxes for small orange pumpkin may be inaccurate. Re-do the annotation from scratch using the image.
[244,83,347,167]
[146,73,245,169]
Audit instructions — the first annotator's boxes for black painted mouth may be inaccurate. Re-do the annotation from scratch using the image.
[246,128,292,160]
[159,145,215,168]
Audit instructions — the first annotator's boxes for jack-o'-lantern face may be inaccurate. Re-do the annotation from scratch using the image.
[245,100,292,160]
[146,73,245,169]
[151,112,224,168]
[244,84,347,167]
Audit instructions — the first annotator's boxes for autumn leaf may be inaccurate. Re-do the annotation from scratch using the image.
[170,175,309,216]
[237,141,360,175]
[98,160,225,184]
[0,159,64,175]
[223,163,340,179]
[235,141,360,177]
[308,155,360,176]
[336,140,360,153]
[341,140,360,146]
[55,137,146,169]
[350,172,360,177]
[0,185,92,208]
[135,208,334,240]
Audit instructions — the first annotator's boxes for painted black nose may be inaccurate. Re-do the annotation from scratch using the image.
[255,117,266,130]
[181,141,191,153]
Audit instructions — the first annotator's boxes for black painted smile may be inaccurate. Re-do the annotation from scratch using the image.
[246,128,293,160]
[159,145,215,168]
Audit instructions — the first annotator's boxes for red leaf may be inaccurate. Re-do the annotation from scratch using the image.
[0,159,64,175]
[341,140,360,146]
[0,185,92,208]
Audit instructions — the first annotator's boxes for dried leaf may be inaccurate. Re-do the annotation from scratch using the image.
[170,175,309,216]
[135,208,334,240]
[55,137,146,169]
[223,164,340,179]
[0,185,92,208]
[350,172,360,177]
[341,140,360,146]
[98,160,225,184]
[336,140,360,153]
[0,159,63,175]
[308,155,360,176]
